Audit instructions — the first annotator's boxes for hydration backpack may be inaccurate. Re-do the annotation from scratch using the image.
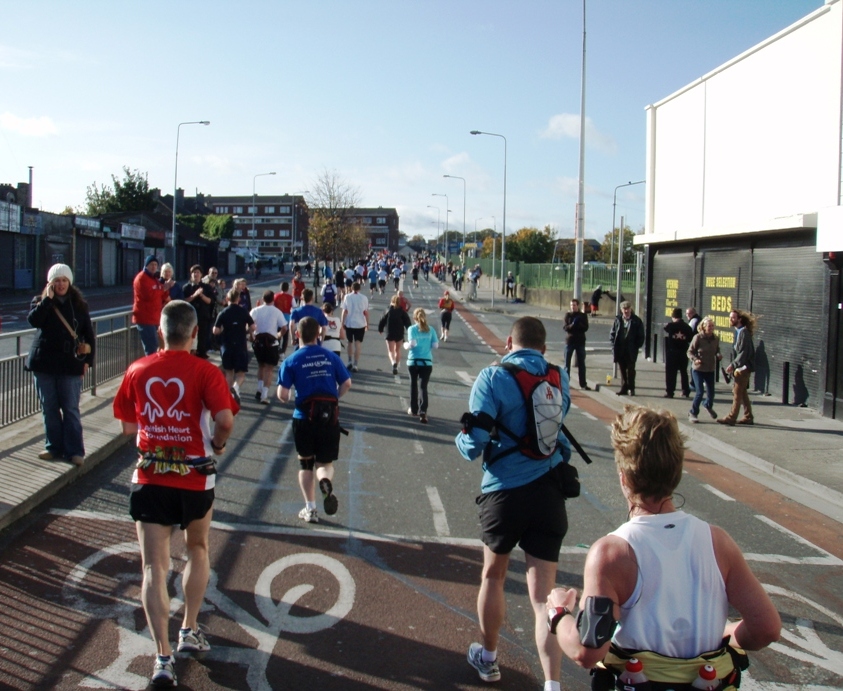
[487,362,566,463]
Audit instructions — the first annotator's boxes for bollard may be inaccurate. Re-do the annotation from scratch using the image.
[782,361,790,405]
[652,333,658,363]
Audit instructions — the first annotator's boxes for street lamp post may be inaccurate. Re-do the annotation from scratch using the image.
[610,180,645,268]
[251,172,276,262]
[470,130,506,293]
[427,205,441,259]
[431,193,449,261]
[172,120,210,271]
[443,174,466,264]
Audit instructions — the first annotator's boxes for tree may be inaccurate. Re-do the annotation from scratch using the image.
[201,214,235,240]
[305,168,363,266]
[599,225,637,264]
[408,234,427,252]
[504,225,557,263]
[84,166,155,215]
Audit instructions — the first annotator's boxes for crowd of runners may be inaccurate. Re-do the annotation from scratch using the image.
[48,246,779,689]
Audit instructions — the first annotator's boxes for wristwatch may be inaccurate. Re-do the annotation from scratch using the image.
[547,606,572,634]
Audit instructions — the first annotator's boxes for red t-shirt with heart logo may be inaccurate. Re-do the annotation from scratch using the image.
[114,350,238,490]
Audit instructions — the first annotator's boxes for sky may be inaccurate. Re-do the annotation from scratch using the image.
[0,0,824,246]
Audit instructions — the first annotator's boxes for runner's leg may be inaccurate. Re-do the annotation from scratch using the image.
[181,508,213,632]
[136,521,174,656]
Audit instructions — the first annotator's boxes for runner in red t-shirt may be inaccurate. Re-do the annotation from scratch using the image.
[291,271,306,307]
[112,300,236,687]
[273,281,295,357]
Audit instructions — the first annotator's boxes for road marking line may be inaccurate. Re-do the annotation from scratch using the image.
[702,484,735,501]
[750,515,843,566]
[455,371,474,386]
[580,411,598,421]
[426,486,451,537]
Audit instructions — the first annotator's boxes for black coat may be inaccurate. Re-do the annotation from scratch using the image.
[663,319,694,356]
[563,310,589,345]
[26,294,95,376]
[378,306,411,341]
[610,313,645,364]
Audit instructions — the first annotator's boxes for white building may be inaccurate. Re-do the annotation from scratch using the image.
[637,0,843,418]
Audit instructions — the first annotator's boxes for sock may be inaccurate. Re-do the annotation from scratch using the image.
[157,653,173,663]
[258,381,265,393]
[543,682,561,691]
[233,382,240,393]
[481,647,497,663]
[306,501,316,510]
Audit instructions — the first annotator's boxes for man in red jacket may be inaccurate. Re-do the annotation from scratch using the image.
[133,255,173,356]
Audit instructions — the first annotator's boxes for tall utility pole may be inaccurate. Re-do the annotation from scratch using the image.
[572,0,587,301]
[172,120,210,271]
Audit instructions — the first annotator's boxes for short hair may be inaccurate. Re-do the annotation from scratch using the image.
[510,316,546,350]
[323,302,334,314]
[611,405,686,500]
[620,301,632,310]
[281,282,289,291]
[352,282,361,292]
[671,307,683,319]
[228,288,240,304]
[190,264,203,275]
[302,288,314,303]
[262,289,274,304]
[570,298,580,306]
[297,316,319,344]
[160,262,174,276]
[160,300,197,346]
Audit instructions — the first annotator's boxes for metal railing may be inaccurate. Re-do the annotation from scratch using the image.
[475,258,642,295]
[0,310,143,429]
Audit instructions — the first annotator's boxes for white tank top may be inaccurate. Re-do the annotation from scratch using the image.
[610,511,728,658]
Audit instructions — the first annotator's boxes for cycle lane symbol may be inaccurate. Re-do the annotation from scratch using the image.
[63,542,355,690]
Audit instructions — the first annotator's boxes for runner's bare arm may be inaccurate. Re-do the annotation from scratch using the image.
[120,421,139,436]
[211,409,234,454]
[278,385,292,403]
[338,379,351,399]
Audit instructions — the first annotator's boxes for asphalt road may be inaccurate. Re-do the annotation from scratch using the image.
[0,276,841,690]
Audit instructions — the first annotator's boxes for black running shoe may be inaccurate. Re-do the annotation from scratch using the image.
[319,478,338,515]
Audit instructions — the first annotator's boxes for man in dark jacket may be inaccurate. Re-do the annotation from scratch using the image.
[609,301,645,396]
[663,307,694,398]
[563,298,590,390]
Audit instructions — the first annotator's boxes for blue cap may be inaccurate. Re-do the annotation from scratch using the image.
[144,255,158,267]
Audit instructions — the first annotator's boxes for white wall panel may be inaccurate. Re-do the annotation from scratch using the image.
[650,1,842,237]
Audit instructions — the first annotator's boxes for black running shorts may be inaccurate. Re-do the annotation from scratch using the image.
[292,418,341,464]
[221,346,250,372]
[476,470,568,562]
[129,484,214,530]
[345,327,365,343]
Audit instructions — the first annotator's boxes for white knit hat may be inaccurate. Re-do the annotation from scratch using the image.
[47,263,73,285]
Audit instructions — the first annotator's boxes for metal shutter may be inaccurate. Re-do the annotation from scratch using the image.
[651,251,696,361]
[751,242,825,404]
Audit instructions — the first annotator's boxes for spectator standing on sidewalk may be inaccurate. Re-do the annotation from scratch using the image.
[160,263,183,301]
[455,316,573,689]
[610,302,645,396]
[547,406,780,686]
[686,306,701,333]
[26,263,95,467]
[563,298,590,390]
[718,309,757,426]
[663,307,694,398]
[505,271,515,300]
[589,284,614,316]
[277,316,352,524]
[183,265,215,359]
[113,299,236,688]
[133,255,172,356]
[687,317,721,423]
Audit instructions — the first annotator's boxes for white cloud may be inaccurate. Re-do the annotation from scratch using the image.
[0,45,35,70]
[0,112,58,137]
[540,113,617,155]
[442,152,470,171]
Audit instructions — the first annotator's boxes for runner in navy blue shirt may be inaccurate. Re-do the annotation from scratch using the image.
[278,316,351,524]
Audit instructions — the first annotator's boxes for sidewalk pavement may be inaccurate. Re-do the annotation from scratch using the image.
[450,274,843,526]
[2,272,843,534]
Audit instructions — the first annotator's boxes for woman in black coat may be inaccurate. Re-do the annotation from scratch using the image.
[25,264,95,466]
[378,294,411,375]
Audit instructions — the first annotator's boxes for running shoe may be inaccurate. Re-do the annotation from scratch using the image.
[260,395,270,405]
[419,413,428,424]
[177,625,210,653]
[298,506,319,523]
[178,626,211,653]
[255,390,262,401]
[151,655,177,688]
[319,478,338,515]
[467,642,500,682]
[706,407,717,419]
[688,413,699,423]
[392,364,398,375]
[230,387,241,406]
[352,365,359,373]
